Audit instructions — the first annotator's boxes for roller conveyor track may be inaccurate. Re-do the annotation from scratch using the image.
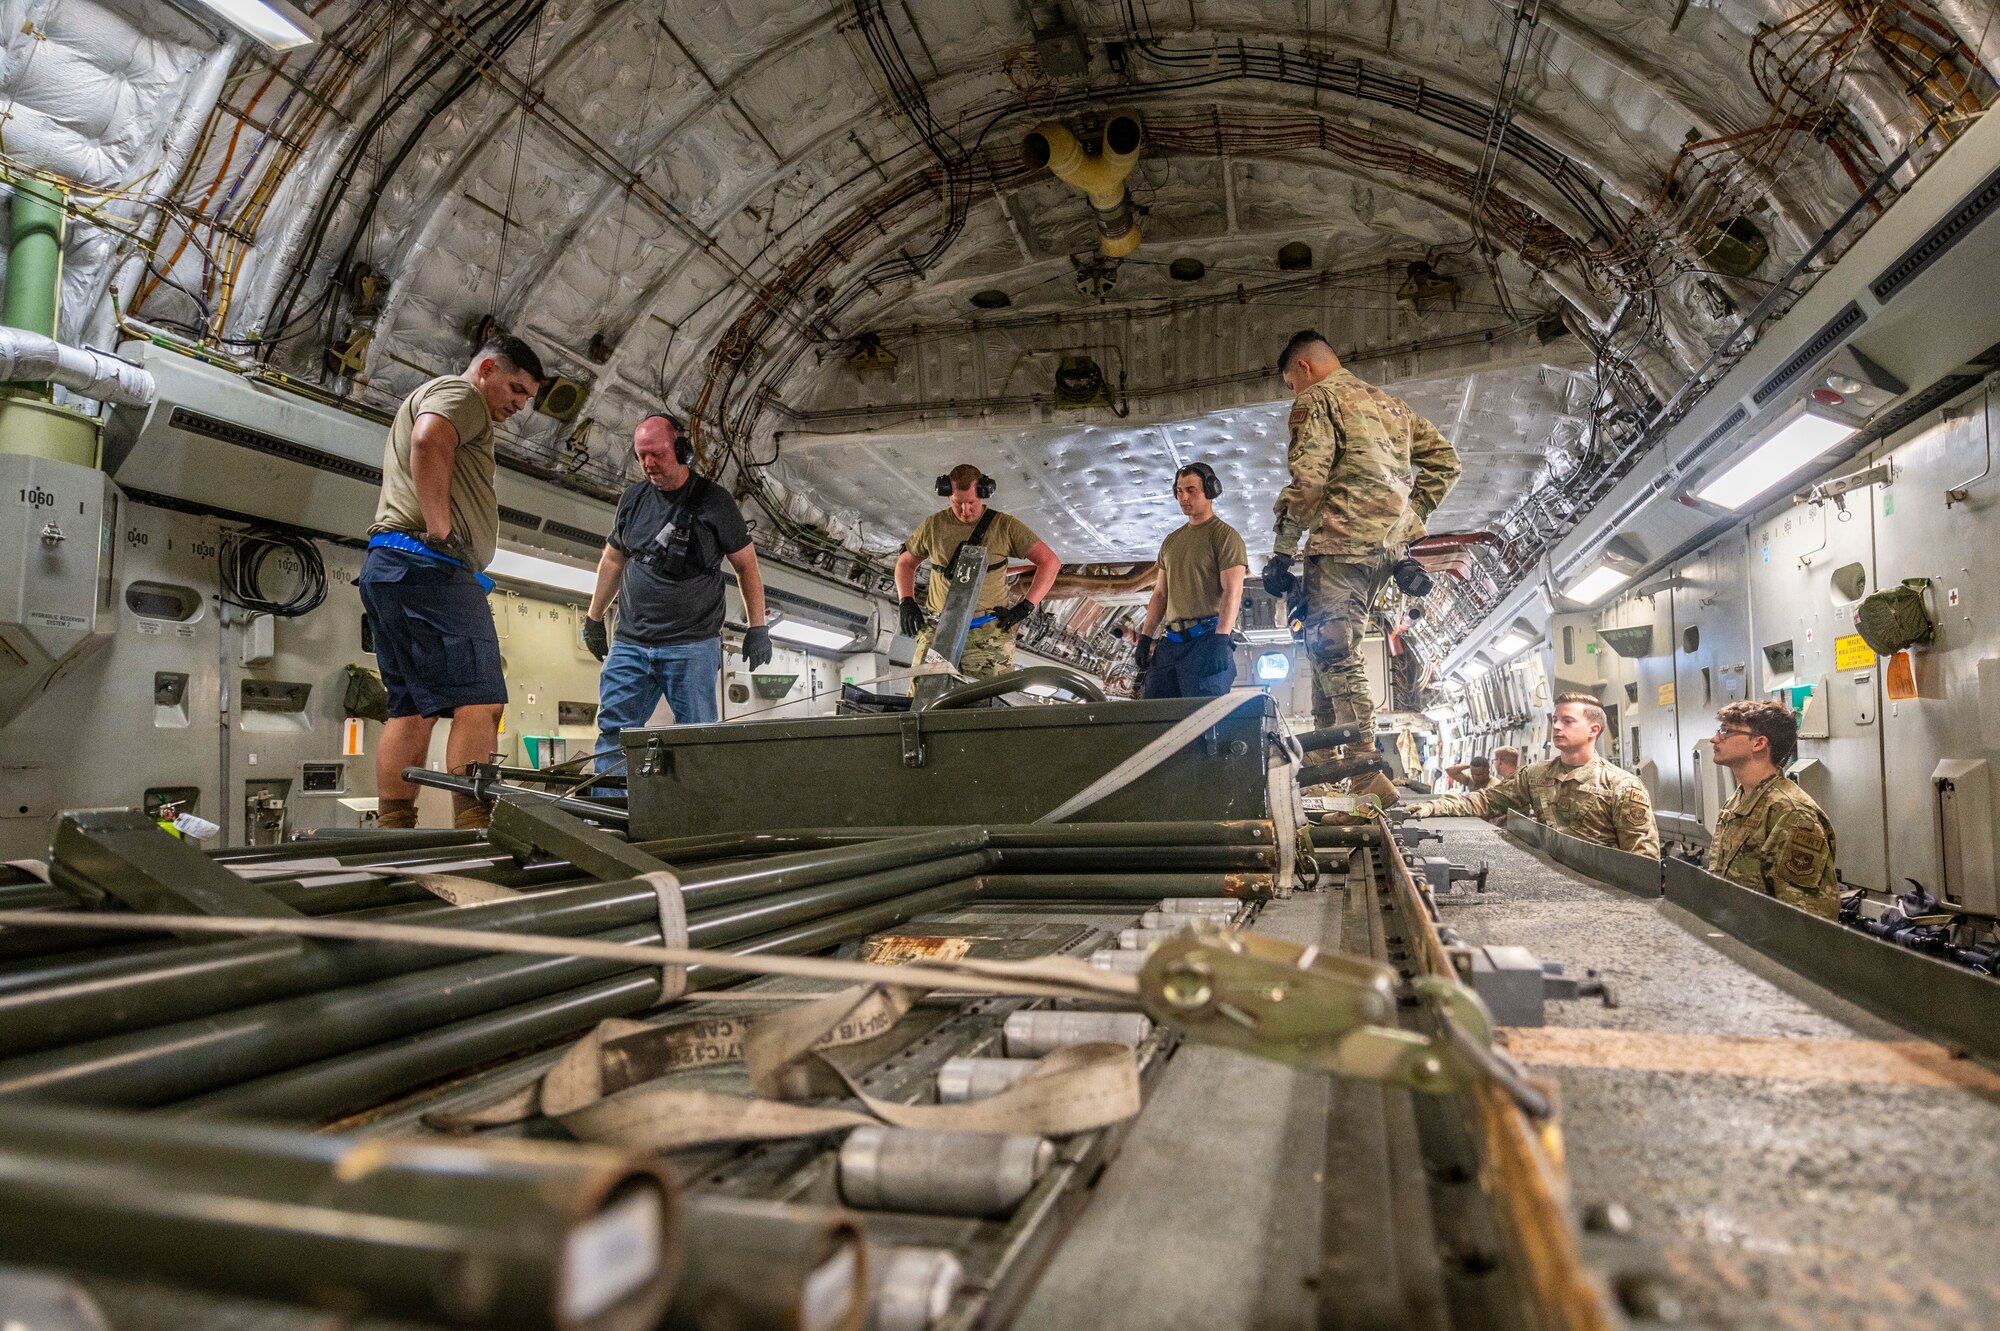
[0,795,1620,1331]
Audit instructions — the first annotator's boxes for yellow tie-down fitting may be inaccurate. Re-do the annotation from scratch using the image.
[1135,921,1498,1096]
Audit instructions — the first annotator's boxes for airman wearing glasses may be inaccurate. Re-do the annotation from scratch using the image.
[1705,700,1839,917]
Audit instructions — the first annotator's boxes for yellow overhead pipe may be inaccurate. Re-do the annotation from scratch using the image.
[1023,114,1144,258]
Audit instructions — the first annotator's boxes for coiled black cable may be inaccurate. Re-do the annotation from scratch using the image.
[219,529,328,618]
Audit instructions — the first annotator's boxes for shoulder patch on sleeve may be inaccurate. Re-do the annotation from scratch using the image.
[1781,824,1830,879]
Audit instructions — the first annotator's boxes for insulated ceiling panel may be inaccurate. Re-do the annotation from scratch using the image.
[771,360,1592,561]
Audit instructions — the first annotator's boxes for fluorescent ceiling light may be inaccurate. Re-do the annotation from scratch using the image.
[1493,630,1531,656]
[1561,565,1631,604]
[1254,652,1291,681]
[1022,683,1063,698]
[1237,627,1293,645]
[1694,412,1856,510]
[1460,661,1490,678]
[190,0,319,51]
[485,548,595,596]
[768,619,856,650]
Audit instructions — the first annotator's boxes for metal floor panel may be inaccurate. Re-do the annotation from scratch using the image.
[1426,818,2000,1331]
[1012,888,1342,1330]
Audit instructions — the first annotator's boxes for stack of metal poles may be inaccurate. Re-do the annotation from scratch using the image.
[0,819,1275,1127]
[0,1101,681,1330]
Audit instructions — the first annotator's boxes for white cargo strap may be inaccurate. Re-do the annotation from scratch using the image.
[1266,722,1305,897]
[4,859,50,883]
[0,909,1144,1147]
[223,856,522,905]
[639,869,689,1003]
[400,872,524,906]
[432,982,1143,1150]
[1037,691,1266,823]
[0,910,1136,1005]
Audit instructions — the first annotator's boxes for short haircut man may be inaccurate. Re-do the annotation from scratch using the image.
[1408,688,1658,855]
[1706,699,1836,914]
[894,463,1062,681]
[1135,459,1248,698]
[1264,324,1460,811]
[1716,699,1799,767]
[583,412,770,782]
[1278,329,1332,377]
[480,333,545,385]
[1493,745,1521,778]
[1554,690,1608,735]
[359,334,543,829]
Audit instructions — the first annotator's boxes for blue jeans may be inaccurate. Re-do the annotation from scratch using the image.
[596,636,722,779]
[1141,631,1237,699]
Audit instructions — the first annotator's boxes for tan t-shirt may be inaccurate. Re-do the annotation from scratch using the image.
[903,508,1041,613]
[1157,517,1248,625]
[369,375,498,569]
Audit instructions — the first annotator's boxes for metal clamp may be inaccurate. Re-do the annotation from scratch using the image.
[899,712,926,768]
[1137,923,1494,1096]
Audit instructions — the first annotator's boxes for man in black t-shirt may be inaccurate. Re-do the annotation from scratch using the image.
[584,414,770,779]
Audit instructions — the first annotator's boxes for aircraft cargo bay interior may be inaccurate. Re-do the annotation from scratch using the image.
[2,2,2000,1328]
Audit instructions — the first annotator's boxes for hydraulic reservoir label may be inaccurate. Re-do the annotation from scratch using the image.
[1834,633,1874,671]
[25,609,87,631]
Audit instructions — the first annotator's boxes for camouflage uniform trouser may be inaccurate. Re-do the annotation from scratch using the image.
[1301,553,1394,748]
[914,622,1017,682]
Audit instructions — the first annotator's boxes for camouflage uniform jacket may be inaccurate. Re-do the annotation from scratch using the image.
[1420,754,1660,858]
[1704,773,1839,918]
[1272,369,1462,558]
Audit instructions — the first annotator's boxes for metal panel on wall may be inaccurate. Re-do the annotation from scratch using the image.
[1864,398,2000,908]
[1599,585,1682,812]
[1671,532,1755,828]
[1744,494,1888,890]
[0,504,609,855]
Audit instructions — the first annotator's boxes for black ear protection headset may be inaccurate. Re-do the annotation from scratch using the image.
[1177,461,1222,499]
[936,470,997,499]
[641,412,693,465]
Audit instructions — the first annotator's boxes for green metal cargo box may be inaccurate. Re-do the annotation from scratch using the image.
[622,696,1281,838]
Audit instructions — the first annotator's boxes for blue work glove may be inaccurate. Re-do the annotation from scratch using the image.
[581,616,609,661]
[994,600,1036,631]
[743,625,773,670]
[1261,553,1296,598]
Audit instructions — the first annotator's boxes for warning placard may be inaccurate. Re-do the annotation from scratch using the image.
[1834,633,1875,671]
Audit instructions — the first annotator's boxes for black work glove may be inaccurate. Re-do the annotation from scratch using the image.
[994,600,1035,631]
[1391,555,1433,598]
[742,625,773,670]
[898,596,926,638]
[424,528,476,568]
[1261,553,1296,598]
[581,616,609,661]
[1135,634,1155,671]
